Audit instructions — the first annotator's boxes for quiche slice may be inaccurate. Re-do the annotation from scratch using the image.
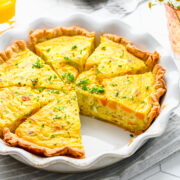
[76,64,166,134]
[28,26,95,82]
[0,86,61,137]
[0,41,65,90]
[3,91,84,158]
[85,34,159,81]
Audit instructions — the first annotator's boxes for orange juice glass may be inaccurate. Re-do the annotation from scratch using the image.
[0,0,16,34]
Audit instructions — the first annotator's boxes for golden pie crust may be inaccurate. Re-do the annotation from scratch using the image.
[0,40,26,64]
[137,64,166,134]
[3,128,85,158]
[28,26,95,51]
[103,34,160,70]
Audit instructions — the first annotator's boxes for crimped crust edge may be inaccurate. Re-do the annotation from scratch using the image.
[3,128,85,159]
[28,26,95,51]
[0,40,26,64]
[103,33,159,70]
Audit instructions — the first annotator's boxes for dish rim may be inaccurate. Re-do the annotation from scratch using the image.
[0,13,179,169]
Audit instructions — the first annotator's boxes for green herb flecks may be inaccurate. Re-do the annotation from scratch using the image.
[67,73,75,82]
[46,48,51,52]
[72,45,77,50]
[115,91,119,97]
[32,58,44,68]
[76,79,90,86]
[64,56,69,60]
[54,115,61,119]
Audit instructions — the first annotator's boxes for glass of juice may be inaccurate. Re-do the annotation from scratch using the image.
[0,0,16,34]
[165,3,180,54]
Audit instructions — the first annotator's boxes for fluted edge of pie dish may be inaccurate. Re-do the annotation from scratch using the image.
[0,14,179,171]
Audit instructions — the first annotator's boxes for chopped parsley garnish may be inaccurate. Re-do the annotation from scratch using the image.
[121,96,127,99]
[118,64,122,67]
[62,73,66,79]
[141,100,145,103]
[46,48,51,52]
[90,86,104,94]
[97,69,102,74]
[32,58,44,68]
[112,83,118,87]
[80,49,83,54]
[76,79,90,86]
[54,115,61,119]
[120,51,124,58]
[146,86,150,90]
[72,45,77,50]
[37,87,43,92]
[56,106,66,111]
[64,56,69,60]
[48,76,52,81]
[31,78,38,86]
[82,85,88,91]
[52,90,60,94]
[54,75,57,79]
[115,91,119,97]
[67,73,75,82]
[101,46,106,50]
[29,121,31,123]
[41,124,45,127]
[130,134,134,137]
[18,82,21,85]
[80,84,105,94]
[15,63,18,66]
[50,134,55,138]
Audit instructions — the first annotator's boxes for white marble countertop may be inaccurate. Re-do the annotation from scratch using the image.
[1,0,180,179]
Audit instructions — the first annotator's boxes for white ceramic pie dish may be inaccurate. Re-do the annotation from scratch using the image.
[0,14,179,172]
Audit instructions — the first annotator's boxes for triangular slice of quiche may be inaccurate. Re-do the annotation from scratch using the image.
[3,90,84,158]
[0,41,64,89]
[28,26,95,83]
[0,86,62,137]
[85,34,159,81]
[76,64,166,134]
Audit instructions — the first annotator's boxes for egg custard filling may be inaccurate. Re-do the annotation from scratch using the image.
[0,26,166,158]
[3,90,84,158]
[85,35,159,81]
[28,26,95,83]
[0,86,64,137]
[76,64,166,134]
[0,41,64,90]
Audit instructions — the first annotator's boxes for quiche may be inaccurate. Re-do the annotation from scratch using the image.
[28,26,95,83]
[0,26,166,158]
[85,34,159,81]
[76,64,166,134]
[3,91,84,158]
[0,41,64,90]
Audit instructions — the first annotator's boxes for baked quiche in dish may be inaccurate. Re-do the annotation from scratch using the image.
[4,90,84,158]
[0,41,64,90]
[28,26,95,83]
[0,25,166,158]
[85,34,159,81]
